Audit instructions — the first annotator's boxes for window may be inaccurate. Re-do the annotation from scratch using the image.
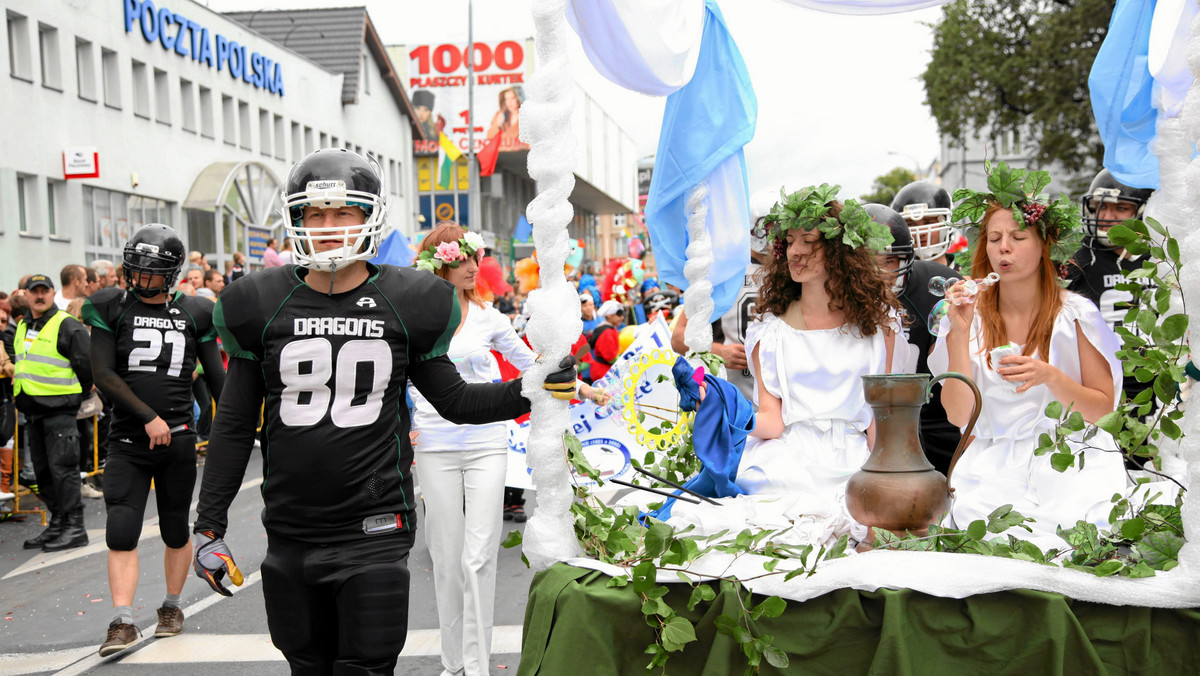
[259,109,270,156]
[131,59,149,118]
[46,179,62,237]
[291,121,301,161]
[304,126,313,155]
[362,50,370,95]
[238,100,250,150]
[330,135,339,149]
[221,94,235,145]
[180,78,195,132]
[319,132,328,149]
[274,114,285,160]
[16,175,30,234]
[198,86,213,138]
[83,186,173,261]
[38,23,60,89]
[101,47,120,108]
[7,11,31,81]
[75,38,95,101]
[388,159,397,195]
[154,68,169,124]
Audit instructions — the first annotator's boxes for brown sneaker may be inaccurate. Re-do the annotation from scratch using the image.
[99,620,139,657]
[154,605,184,637]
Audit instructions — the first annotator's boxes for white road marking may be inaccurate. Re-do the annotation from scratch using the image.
[3,478,263,580]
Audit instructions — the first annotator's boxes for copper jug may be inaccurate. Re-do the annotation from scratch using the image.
[845,372,982,548]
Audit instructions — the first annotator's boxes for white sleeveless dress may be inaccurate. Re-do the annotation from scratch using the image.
[928,292,1127,548]
[737,313,895,497]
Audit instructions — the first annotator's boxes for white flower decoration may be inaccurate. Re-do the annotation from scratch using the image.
[463,231,486,252]
[415,258,436,272]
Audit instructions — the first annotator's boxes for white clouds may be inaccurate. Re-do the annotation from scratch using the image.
[203,0,943,199]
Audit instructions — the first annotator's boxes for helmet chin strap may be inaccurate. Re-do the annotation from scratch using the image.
[327,258,338,296]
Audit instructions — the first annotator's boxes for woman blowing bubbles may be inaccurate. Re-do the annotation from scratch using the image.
[929,164,1126,547]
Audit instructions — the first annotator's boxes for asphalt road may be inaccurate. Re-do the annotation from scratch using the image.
[0,450,539,675]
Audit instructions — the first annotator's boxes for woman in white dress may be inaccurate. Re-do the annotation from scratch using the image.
[410,222,600,676]
[929,174,1126,548]
[736,187,907,523]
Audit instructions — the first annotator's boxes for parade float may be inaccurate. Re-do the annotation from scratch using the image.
[514,0,1200,673]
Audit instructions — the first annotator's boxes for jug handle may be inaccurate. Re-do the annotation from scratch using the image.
[928,371,982,494]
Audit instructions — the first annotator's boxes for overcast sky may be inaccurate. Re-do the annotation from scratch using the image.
[202,0,945,199]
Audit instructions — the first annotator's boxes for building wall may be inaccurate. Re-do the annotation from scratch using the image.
[0,0,416,290]
[936,127,1077,198]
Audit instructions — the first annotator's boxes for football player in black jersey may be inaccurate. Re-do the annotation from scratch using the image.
[191,148,576,675]
[1067,168,1155,422]
[868,204,963,473]
[892,181,958,268]
[82,224,227,656]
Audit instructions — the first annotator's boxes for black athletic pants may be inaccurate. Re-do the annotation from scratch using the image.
[27,413,81,519]
[262,531,414,676]
[103,434,196,550]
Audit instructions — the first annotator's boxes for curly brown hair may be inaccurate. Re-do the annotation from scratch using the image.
[755,200,902,336]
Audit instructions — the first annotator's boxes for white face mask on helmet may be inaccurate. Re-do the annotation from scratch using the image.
[899,203,955,260]
[281,150,389,272]
[749,186,787,256]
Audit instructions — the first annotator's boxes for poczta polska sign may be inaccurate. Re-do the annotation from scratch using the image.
[123,0,285,96]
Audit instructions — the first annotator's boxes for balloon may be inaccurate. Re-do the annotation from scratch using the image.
[618,326,636,352]
[565,239,586,277]
[514,257,540,294]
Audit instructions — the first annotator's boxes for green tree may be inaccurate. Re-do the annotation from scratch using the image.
[922,0,1115,179]
[860,167,918,205]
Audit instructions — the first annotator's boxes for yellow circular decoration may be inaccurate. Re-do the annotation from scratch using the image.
[620,349,693,450]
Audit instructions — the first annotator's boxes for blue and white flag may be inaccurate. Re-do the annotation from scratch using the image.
[644,0,757,322]
[1089,0,1159,189]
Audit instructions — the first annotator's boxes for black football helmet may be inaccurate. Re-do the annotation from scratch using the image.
[865,204,914,294]
[123,224,186,298]
[282,148,388,271]
[1081,168,1153,249]
[891,181,954,261]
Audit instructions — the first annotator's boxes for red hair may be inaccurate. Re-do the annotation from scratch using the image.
[417,221,484,307]
[972,204,1063,365]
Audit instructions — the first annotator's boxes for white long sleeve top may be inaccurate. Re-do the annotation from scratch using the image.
[409,300,537,452]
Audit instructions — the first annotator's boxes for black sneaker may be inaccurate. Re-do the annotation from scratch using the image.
[505,504,527,523]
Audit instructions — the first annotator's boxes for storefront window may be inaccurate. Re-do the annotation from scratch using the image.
[83,185,172,262]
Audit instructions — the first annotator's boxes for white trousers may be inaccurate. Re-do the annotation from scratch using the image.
[416,448,508,676]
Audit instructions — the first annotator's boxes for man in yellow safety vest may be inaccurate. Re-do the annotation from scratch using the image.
[14,273,93,551]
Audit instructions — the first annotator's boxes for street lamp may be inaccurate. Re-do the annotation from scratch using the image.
[887,150,925,180]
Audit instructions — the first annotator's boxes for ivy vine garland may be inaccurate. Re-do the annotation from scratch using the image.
[762,184,894,255]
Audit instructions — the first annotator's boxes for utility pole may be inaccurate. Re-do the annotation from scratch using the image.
[467,0,481,234]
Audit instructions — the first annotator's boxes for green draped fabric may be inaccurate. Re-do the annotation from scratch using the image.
[519,563,1200,675]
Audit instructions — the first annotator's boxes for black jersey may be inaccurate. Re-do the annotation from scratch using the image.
[213,264,463,543]
[1067,238,1156,333]
[899,259,963,473]
[82,289,217,440]
[1067,237,1154,400]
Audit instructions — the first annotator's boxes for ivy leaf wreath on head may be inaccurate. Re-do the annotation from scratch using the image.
[414,230,486,272]
[951,160,1085,282]
[763,184,894,255]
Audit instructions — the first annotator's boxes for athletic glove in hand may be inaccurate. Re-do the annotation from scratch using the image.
[193,530,245,596]
[543,356,578,400]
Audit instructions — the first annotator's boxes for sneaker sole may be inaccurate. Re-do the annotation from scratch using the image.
[98,643,133,657]
[154,629,182,638]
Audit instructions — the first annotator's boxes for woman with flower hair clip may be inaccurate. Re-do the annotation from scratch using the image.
[729,185,908,540]
[929,162,1126,548]
[410,221,603,676]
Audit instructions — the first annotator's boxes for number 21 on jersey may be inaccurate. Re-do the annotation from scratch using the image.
[279,338,392,429]
[128,328,186,377]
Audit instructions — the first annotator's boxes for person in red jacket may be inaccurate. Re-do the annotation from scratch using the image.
[583,300,625,383]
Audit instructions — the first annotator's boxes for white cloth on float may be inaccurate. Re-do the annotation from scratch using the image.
[928,292,1128,550]
[663,312,909,548]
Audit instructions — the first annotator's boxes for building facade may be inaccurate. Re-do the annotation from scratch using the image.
[935,127,1079,197]
[0,0,420,289]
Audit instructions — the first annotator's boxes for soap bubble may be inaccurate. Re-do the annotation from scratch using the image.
[927,299,950,336]
[928,276,953,297]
